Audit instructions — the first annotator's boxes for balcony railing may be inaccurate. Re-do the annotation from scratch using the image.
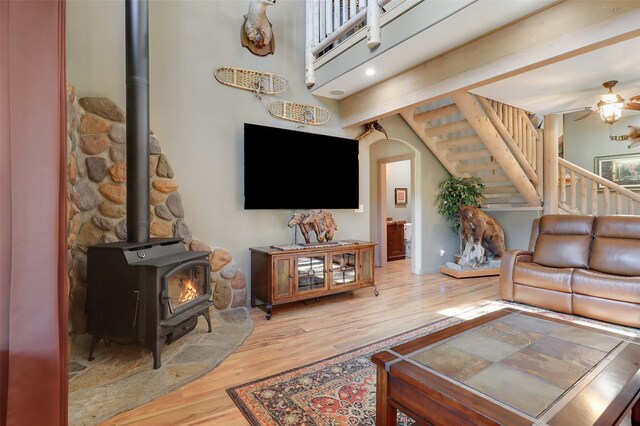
[306,0,406,87]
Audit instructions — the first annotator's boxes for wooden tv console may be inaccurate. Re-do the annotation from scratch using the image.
[250,241,377,319]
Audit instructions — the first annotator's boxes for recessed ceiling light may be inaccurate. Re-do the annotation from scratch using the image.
[330,89,346,96]
[365,68,376,76]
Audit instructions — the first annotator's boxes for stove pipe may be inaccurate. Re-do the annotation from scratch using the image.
[125,0,150,243]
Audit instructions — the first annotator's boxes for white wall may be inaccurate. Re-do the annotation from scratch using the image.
[489,211,540,251]
[67,0,369,290]
[385,160,411,223]
[67,1,126,107]
[564,111,640,173]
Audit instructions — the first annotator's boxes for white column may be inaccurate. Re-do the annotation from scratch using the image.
[366,0,381,49]
[543,114,560,214]
[305,0,316,87]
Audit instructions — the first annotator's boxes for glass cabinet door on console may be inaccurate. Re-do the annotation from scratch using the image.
[295,254,327,294]
[272,256,293,301]
[330,251,357,289]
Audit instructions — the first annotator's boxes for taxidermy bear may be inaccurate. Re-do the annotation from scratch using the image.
[458,205,505,267]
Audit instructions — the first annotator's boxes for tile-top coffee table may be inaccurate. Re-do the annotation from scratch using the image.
[372,308,640,426]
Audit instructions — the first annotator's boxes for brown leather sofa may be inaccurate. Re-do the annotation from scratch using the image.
[500,214,640,328]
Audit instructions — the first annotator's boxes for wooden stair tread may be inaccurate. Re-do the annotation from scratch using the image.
[479,174,511,183]
[446,149,491,162]
[425,120,472,138]
[437,135,483,150]
[484,185,517,194]
[484,198,527,206]
[482,205,543,211]
[483,201,528,207]
[483,192,522,199]
[413,103,460,123]
[456,162,500,173]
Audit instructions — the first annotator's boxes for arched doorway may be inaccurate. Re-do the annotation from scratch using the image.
[360,133,422,274]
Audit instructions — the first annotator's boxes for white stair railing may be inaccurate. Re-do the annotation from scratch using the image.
[558,158,640,215]
[305,0,391,87]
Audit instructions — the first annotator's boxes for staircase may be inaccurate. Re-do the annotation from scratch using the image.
[400,92,542,210]
[399,90,640,216]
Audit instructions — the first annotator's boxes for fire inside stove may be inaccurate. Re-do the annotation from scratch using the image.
[166,266,207,315]
[178,279,198,303]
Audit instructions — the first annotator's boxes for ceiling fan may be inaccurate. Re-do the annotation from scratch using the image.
[574,80,640,124]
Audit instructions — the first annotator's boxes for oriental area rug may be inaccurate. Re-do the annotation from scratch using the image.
[227,302,639,426]
[69,307,253,426]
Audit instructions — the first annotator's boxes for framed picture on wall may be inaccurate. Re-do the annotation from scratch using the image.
[394,188,407,206]
[594,153,640,189]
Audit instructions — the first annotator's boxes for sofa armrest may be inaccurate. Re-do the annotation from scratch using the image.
[499,250,533,301]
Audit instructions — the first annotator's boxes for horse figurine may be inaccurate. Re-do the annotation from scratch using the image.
[290,210,338,243]
[303,210,325,242]
[288,211,311,244]
[317,209,337,241]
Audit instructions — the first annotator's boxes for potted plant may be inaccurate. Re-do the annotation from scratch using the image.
[436,176,485,253]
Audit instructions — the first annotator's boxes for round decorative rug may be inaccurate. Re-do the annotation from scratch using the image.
[69,307,253,426]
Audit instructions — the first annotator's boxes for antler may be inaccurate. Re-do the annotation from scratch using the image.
[356,120,388,140]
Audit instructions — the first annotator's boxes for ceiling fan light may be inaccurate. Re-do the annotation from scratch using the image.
[599,101,624,125]
[600,93,625,104]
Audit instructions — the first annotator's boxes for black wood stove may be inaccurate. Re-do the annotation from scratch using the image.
[85,0,212,369]
[86,239,212,369]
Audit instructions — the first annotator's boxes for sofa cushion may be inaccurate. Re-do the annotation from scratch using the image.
[594,215,640,239]
[539,214,594,235]
[573,294,640,328]
[513,262,572,293]
[572,269,640,304]
[590,216,640,276]
[533,235,592,269]
[532,215,593,269]
[513,284,572,314]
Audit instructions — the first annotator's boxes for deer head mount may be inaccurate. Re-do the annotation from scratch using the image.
[241,0,276,56]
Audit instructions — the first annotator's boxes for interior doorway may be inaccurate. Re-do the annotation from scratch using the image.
[381,157,413,263]
[372,144,421,274]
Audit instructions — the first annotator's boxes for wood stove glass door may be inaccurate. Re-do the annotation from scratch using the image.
[163,262,208,318]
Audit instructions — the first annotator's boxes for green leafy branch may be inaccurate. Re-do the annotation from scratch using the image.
[436,176,485,234]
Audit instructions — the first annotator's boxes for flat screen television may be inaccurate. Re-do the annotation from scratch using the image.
[244,123,359,209]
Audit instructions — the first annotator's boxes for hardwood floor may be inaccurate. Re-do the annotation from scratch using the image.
[104,259,500,425]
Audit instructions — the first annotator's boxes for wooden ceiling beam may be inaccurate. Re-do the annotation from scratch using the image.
[341,1,640,127]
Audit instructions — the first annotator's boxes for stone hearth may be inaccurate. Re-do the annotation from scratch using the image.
[66,86,247,335]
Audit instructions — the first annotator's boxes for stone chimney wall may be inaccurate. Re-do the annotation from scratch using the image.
[66,86,246,335]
